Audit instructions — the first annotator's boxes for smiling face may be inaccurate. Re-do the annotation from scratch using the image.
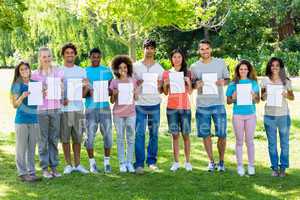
[19,64,30,79]
[90,52,101,67]
[39,50,52,68]
[171,52,183,71]
[271,60,281,76]
[119,62,128,78]
[63,48,76,65]
[239,64,249,79]
[198,43,212,60]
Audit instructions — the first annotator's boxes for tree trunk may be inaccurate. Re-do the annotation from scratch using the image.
[204,27,210,40]
[128,22,137,61]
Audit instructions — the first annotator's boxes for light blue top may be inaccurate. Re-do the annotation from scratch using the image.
[85,65,113,109]
[226,79,259,115]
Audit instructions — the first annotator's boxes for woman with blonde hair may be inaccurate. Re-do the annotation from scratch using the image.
[31,47,64,178]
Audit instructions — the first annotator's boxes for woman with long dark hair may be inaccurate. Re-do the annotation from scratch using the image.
[10,61,41,182]
[261,57,294,177]
[162,49,193,172]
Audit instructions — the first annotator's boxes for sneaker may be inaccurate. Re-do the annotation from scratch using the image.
[217,161,225,172]
[184,162,193,171]
[127,163,135,173]
[104,164,112,173]
[279,168,286,177]
[63,165,73,174]
[42,170,53,179]
[207,161,215,172]
[51,168,62,177]
[90,163,100,173]
[170,162,180,172]
[74,165,89,174]
[237,165,245,176]
[119,164,127,173]
[149,164,159,171]
[272,170,279,177]
[19,175,35,182]
[135,167,144,175]
[248,165,255,176]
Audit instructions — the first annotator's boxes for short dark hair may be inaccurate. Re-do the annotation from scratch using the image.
[111,55,133,78]
[143,39,156,48]
[89,48,102,57]
[61,43,77,56]
[198,39,212,48]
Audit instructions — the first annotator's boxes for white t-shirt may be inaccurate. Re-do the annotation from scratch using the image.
[133,61,164,106]
[62,65,87,112]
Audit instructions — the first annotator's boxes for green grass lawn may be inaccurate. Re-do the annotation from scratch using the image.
[1,117,300,200]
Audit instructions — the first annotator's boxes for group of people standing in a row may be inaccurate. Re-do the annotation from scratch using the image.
[10,39,294,182]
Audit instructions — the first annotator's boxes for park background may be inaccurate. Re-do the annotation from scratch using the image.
[1,0,300,199]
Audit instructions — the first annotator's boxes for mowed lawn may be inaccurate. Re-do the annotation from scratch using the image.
[1,69,300,200]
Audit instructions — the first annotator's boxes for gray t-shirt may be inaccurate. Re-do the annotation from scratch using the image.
[133,61,164,106]
[260,77,292,116]
[191,58,230,107]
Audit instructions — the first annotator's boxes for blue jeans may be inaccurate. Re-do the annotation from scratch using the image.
[264,115,291,170]
[134,104,160,168]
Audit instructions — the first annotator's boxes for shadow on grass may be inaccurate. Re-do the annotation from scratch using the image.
[1,134,300,200]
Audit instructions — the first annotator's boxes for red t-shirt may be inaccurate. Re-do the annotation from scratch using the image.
[162,70,191,110]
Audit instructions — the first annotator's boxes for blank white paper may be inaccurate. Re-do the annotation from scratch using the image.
[28,82,43,105]
[169,72,185,94]
[118,83,134,105]
[237,84,252,105]
[267,85,283,107]
[67,79,82,101]
[202,73,218,95]
[46,77,62,100]
[93,81,109,103]
[142,73,158,94]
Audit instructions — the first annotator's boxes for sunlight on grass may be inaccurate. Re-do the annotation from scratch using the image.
[253,184,281,196]
[0,184,15,198]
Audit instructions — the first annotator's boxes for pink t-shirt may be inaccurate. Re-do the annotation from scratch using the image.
[31,68,64,111]
[109,78,137,117]
[162,70,191,110]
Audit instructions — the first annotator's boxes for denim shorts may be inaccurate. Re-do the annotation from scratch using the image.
[195,105,227,138]
[84,107,112,149]
[167,108,191,135]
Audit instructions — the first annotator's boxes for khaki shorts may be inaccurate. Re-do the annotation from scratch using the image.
[60,111,85,143]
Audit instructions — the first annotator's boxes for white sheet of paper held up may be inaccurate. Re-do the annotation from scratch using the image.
[169,72,185,94]
[93,81,109,103]
[118,83,134,105]
[237,84,252,105]
[267,85,283,107]
[202,73,218,95]
[142,73,158,94]
[46,77,62,100]
[67,79,82,101]
[28,82,43,105]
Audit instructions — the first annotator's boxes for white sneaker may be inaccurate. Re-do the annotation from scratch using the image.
[208,162,215,172]
[170,162,180,172]
[63,165,73,174]
[75,165,89,174]
[237,165,245,176]
[127,163,135,173]
[119,164,127,173]
[248,165,255,176]
[184,162,193,171]
[90,163,99,173]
